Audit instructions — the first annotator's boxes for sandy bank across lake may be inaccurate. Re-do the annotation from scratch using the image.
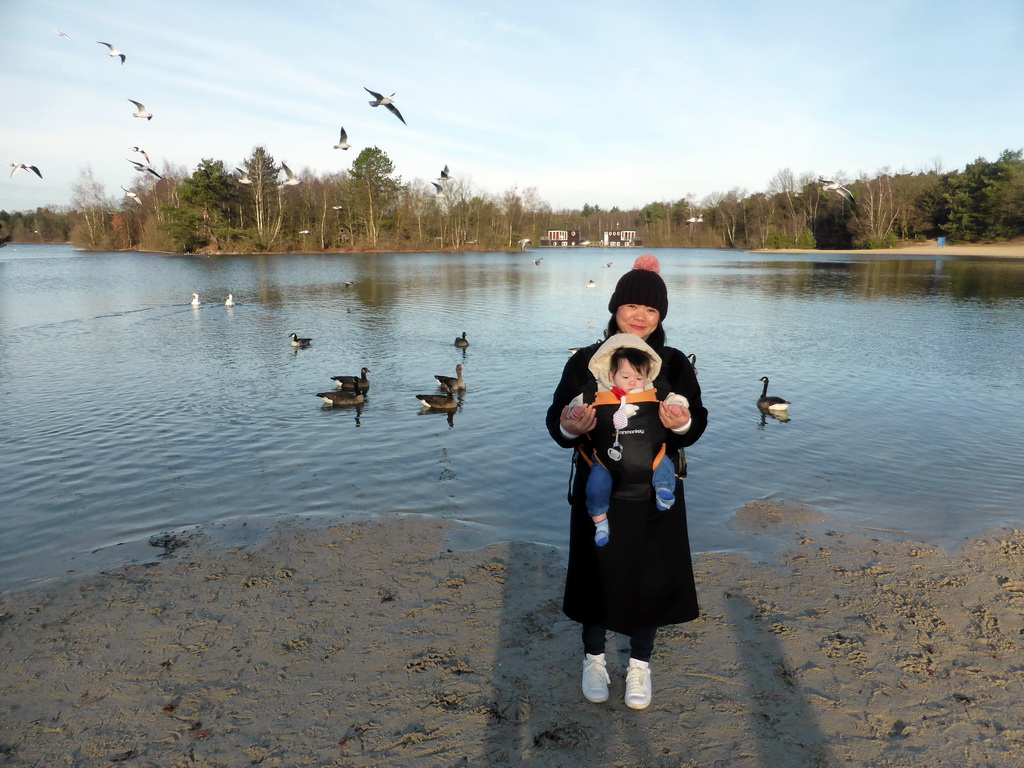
[754,238,1024,259]
[4,508,1024,767]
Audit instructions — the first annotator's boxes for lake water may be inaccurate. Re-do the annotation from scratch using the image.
[2,244,1023,592]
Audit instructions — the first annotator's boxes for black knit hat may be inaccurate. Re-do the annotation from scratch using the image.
[607,254,668,318]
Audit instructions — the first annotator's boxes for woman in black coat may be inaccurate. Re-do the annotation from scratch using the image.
[545,254,708,710]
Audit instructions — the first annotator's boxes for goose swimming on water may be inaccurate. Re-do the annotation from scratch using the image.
[317,385,365,406]
[758,376,790,411]
[434,364,465,391]
[289,332,312,348]
[225,294,235,306]
[190,292,201,306]
[332,367,371,391]
[416,385,459,410]
[454,332,469,348]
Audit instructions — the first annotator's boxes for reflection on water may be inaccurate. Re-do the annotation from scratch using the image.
[1,244,1023,591]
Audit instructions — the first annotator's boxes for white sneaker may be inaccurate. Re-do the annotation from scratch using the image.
[582,653,610,703]
[625,658,652,709]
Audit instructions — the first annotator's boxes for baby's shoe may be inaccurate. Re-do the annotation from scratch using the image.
[594,520,610,547]
[655,488,675,510]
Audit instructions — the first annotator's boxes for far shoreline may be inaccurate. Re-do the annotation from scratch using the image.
[6,238,1024,259]
[751,237,1024,259]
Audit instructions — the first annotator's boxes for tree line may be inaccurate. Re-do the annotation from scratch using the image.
[2,147,1021,253]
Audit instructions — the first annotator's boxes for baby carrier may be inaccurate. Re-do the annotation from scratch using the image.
[575,378,676,504]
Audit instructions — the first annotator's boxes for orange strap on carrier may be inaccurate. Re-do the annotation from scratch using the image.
[592,389,659,407]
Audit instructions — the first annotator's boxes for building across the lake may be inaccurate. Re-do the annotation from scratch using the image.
[538,229,583,247]
[602,230,641,247]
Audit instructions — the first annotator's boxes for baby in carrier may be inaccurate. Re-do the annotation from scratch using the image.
[567,334,688,546]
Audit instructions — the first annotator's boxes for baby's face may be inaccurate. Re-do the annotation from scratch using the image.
[611,361,645,391]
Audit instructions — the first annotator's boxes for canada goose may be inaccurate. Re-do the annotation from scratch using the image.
[225,294,235,307]
[317,385,365,406]
[332,367,371,391]
[688,354,697,375]
[454,332,469,348]
[289,333,312,348]
[190,292,201,306]
[758,376,790,411]
[434,364,466,391]
[416,386,459,411]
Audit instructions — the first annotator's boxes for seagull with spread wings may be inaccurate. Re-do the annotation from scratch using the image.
[10,163,43,179]
[128,99,152,120]
[280,162,301,186]
[818,178,856,206]
[126,158,162,179]
[364,87,407,125]
[334,127,350,150]
[121,186,143,205]
[97,41,125,64]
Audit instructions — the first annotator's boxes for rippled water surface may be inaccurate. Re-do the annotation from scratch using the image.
[2,244,1023,590]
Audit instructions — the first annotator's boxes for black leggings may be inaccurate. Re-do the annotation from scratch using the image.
[582,624,657,663]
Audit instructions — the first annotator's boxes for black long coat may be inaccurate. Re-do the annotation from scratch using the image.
[546,339,707,635]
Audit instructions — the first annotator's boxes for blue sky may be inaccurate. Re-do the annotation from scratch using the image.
[2,0,1022,214]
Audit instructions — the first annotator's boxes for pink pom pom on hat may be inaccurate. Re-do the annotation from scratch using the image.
[607,254,668,318]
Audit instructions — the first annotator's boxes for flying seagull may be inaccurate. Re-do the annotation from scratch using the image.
[364,87,407,125]
[128,99,152,120]
[121,186,143,205]
[818,177,856,206]
[334,127,350,150]
[56,30,72,39]
[431,181,444,198]
[10,163,42,179]
[97,41,125,64]
[126,158,162,178]
[685,213,703,226]
[280,162,301,186]
[129,146,151,165]
[438,164,451,182]
[235,168,252,184]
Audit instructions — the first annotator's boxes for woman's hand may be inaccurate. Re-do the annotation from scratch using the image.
[561,403,596,436]
[659,400,691,431]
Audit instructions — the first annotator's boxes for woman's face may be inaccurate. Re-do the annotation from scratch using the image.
[615,304,661,339]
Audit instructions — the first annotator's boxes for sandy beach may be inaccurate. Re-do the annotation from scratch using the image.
[755,237,1024,259]
[4,506,1024,767]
